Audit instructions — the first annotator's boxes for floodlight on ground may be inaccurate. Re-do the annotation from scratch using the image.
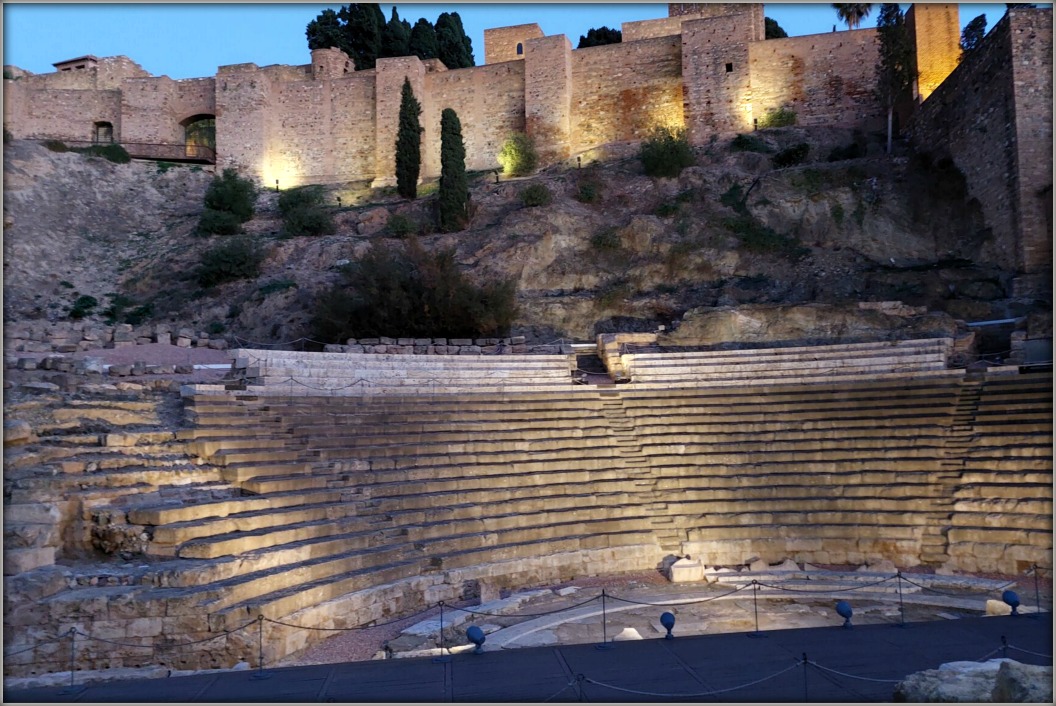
[1002,589,1021,616]
[660,611,675,639]
[835,600,853,629]
[467,625,486,654]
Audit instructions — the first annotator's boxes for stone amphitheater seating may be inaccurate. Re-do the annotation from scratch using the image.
[7,343,1051,677]
[621,338,954,387]
[200,349,584,395]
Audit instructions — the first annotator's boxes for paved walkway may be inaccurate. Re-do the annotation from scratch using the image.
[5,614,1050,703]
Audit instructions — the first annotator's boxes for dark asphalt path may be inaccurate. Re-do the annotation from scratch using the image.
[4,614,1050,702]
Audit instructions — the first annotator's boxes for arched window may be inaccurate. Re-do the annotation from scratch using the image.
[93,121,113,144]
[516,43,523,56]
[181,114,216,161]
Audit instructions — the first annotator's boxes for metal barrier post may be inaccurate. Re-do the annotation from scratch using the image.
[58,628,84,696]
[802,653,809,702]
[251,614,271,680]
[894,571,907,628]
[1001,635,1008,659]
[433,601,451,663]
[1032,565,1042,618]
[747,580,767,638]
[595,590,612,650]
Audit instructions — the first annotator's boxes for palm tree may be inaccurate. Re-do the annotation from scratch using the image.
[833,4,874,30]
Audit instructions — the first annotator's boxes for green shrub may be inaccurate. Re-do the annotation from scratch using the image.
[311,240,516,341]
[68,295,98,319]
[59,280,74,289]
[206,321,227,335]
[826,143,864,162]
[124,303,154,326]
[102,293,135,325]
[639,126,694,178]
[73,143,131,164]
[758,107,797,128]
[575,181,601,204]
[156,161,177,174]
[203,168,256,222]
[731,134,772,153]
[724,215,808,258]
[278,185,334,237]
[3,128,11,144]
[197,236,266,287]
[43,139,68,152]
[258,278,297,298]
[520,183,552,207]
[772,143,810,169]
[386,213,418,238]
[720,184,748,214]
[197,208,244,236]
[831,202,845,225]
[590,228,621,251]
[497,133,538,177]
[654,202,679,218]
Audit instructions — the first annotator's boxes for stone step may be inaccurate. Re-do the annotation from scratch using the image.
[210,448,304,466]
[319,446,624,470]
[302,427,610,451]
[220,462,313,483]
[129,488,348,525]
[242,474,332,494]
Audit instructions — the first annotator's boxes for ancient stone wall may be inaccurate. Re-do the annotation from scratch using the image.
[483,23,543,65]
[1008,9,1053,274]
[119,77,215,145]
[627,3,762,42]
[681,14,754,142]
[214,64,276,183]
[524,34,574,164]
[570,37,683,154]
[423,61,527,176]
[906,3,961,102]
[2,83,122,141]
[906,9,1052,274]
[748,29,884,130]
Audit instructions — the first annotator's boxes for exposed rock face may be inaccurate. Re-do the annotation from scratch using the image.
[665,303,959,347]
[894,659,1053,702]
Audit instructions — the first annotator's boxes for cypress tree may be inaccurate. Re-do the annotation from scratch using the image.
[436,12,474,69]
[395,77,422,199]
[380,7,411,59]
[409,18,440,60]
[875,3,915,154]
[340,4,385,70]
[438,108,469,232]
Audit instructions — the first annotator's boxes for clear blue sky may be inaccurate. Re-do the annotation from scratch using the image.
[2,3,1020,80]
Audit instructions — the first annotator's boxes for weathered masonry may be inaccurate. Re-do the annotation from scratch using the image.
[3,3,1050,273]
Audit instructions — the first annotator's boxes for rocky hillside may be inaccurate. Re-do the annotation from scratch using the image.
[2,128,1042,346]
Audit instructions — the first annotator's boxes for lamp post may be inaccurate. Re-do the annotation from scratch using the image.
[275,179,279,193]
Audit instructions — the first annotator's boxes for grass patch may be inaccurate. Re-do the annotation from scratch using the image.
[72,144,131,164]
[654,202,679,218]
[43,139,68,152]
[386,213,418,238]
[724,215,808,258]
[68,295,98,319]
[258,278,297,298]
[520,183,552,207]
[758,107,797,128]
[639,125,694,178]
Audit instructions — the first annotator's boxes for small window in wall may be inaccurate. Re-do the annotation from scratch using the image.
[516,43,523,56]
[93,121,114,144]
[725,63,734,73]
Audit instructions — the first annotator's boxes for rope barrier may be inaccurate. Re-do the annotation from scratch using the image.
[452,594,602,619]
[806,660,903,683]
[606,582,750,606]
[3,634,67,659]
[975,645,1004,662]
[581,659,802,697]
[262,604,437,631]
[1006,644,1052,659]
[541,677,578,702]
[74,619,258,649]
[898,575,1018,598]
[754,575,897,593]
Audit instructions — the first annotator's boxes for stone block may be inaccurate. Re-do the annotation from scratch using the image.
[668,557,704,582]
[176,337,192,348]
[397,338,415,345]
[109,364,132,377]
[460,346,482,354]
[16,358,37,370]
[4,420,33,446]
[450,339,473,346]
[155,332,171,345]
[985,599,1012,616]
[175,364,194,374]
[323,344,346,353]
[112,341,135,349]
[379,337,395,345]
[3,547,56,575]
[55,344,79,353]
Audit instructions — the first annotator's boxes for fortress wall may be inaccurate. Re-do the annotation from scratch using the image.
[119,77,216,144]
[483,23,543,64]
[2,85,122,141]
[622,16,688,42]
[748,29,883,130]
[626,3,762,43]
[569,36,684,154]
[328,74,378,182]
[214,64,274,182]
[524,35,573,164]
[1008,9,1053,274]
[373,57,427,186]
[423,61,526,175]
[906,13,1020,273]
[906,3,961,102]
[681,14,754,142]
